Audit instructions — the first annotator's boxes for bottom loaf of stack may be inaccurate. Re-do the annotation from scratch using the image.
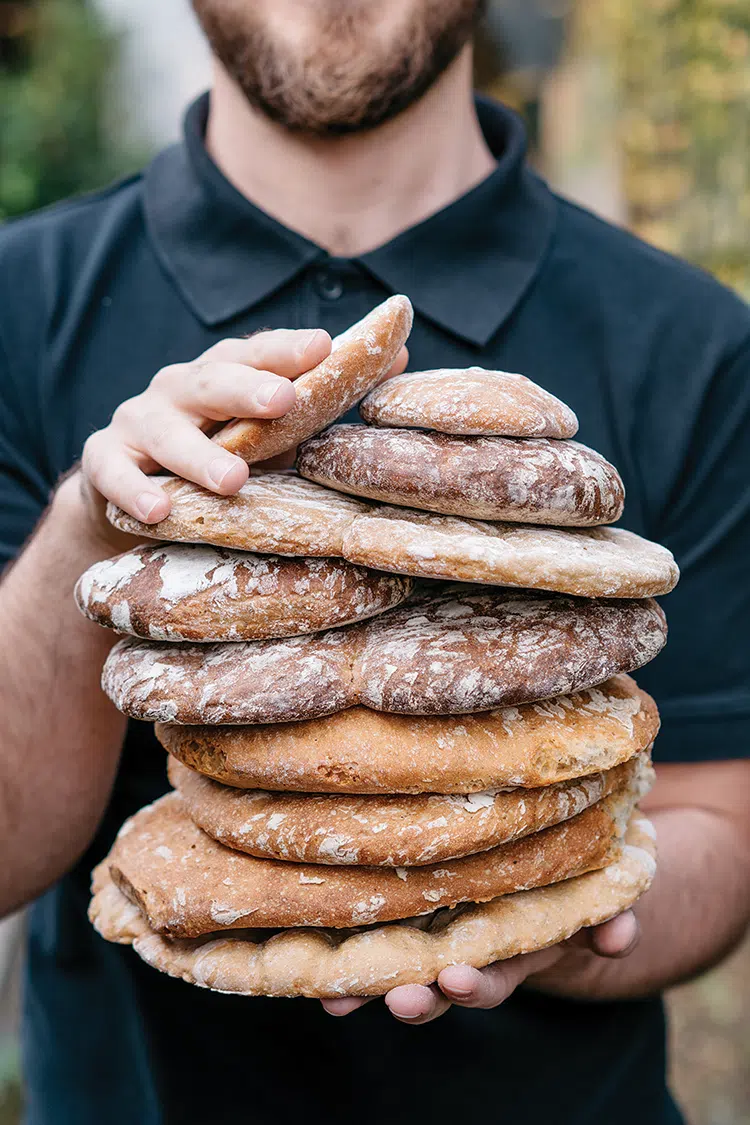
[90,675,659,998]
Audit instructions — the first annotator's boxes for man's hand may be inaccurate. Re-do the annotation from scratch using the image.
[321,910,640,1024]
[80,328,333,532]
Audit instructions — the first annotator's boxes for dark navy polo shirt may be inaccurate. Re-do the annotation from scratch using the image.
[1,92,748,1125]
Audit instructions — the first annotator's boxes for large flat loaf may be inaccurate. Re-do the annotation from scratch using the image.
[91,814,656,999]
[157,675,659,792]
[103,588,668,724]
[107,472,372,556]
[298,425,624,525]
[89,811,656,998]
[211,295,413,463]
[343,507,680,598]
[101,787,634,935]
[360,367,580,438]
[107,472,679,599]
[169,753,652,867]
[75,544,413,642]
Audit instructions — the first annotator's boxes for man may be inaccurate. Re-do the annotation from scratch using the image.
[0,2,748,1123]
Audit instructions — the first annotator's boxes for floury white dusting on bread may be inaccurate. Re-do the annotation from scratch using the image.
[82,301,673,997]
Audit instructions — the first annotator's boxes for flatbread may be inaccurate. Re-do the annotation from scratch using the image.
[103,588,668,724]
[212,295,413,463]
[298,426,624,525]
[342,507,680,598]
[107,471,371,556]
[157,675,658,793]
[100,787,635,936]
[168,753,652,867]
[75,544,413,642]
[359,367,580,438]
[89,811,656,997]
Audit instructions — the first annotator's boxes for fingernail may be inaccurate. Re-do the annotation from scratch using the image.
[135,493,162,522]
[297,329,327,361]
[255,380,284,407]
[208,458,237,488]
[445,988,472,1000]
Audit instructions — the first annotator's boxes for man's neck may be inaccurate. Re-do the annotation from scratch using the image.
[205,46,497,257]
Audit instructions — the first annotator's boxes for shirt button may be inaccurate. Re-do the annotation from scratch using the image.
[314,268,344,301]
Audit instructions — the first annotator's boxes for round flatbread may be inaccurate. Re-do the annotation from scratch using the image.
[168,753,652,867]
[75,545,413,642]
[157,675,659,793]
[342,507,679,598]
[107,471,372,555]
[298,426,624,525]
[359,367,580,438]
[103,588,668,724]
[89,811,656,998]
[97,786,634,936]
[212,295,413,463]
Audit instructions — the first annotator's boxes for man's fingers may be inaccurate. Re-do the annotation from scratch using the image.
[152,362,298,421]
[320,997,373,1017]
[379,344,409,384]
[81,441,171,524]
[586,910,641,958]
[385,983,451,1024]
[199,328,332,378]
[131,413,249,494]
[439,948,563,1010]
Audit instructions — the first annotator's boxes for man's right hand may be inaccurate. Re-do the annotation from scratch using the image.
[79,327,334,532]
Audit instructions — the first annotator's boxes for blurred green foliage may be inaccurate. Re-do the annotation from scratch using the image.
[0,0,126,219]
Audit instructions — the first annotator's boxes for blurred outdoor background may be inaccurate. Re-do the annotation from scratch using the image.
[0,1,748,1122]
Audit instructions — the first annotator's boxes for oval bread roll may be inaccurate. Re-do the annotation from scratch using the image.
[360,367,579,438]
[156,675,660,793]
[212,295,413,463]
[75,544,414,642]
[298,425,625,525]
[168,753,652,867]
[102,588,668,725]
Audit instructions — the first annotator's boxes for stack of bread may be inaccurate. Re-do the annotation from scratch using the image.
[82,296,678,999]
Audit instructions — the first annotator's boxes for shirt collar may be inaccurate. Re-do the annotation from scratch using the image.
[144,93,556,346]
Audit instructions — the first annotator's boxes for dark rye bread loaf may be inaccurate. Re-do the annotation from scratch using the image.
[100,785,636,935]
[157,675,659,793]
[212,296,413,463]
[297,425,625,525]
[360,367,580,438]
[75,544,413,642]
[102,587,668,725]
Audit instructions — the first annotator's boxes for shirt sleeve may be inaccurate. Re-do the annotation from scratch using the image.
[0,329,53,568]
[635,335,750,763]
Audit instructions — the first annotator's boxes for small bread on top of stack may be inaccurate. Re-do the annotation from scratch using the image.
[80,296,676,999]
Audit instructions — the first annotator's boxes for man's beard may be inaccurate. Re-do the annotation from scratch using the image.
[191,0,485,135]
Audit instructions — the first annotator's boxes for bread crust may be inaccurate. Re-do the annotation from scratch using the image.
[298,426,624,526]
[157,675,659,792]
[75,544,413,642]
[101,787,635,935]
[211,295,413,463]
[169,753,651,866]
[360,367,579,438]
[102,589,668,724]
[89,811,655,997]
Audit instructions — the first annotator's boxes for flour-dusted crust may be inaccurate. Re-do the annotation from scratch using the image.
[97,786,635,936]
[75,544,413,642]
[298,426,624,526]
[157,675,659,792]
[360,368,580,439]
[89,810,656,997]
[107,471,372,555]
[343,507,680,598]
[103,588,668,724]
[169,753,652,867]
[210,295,413,464]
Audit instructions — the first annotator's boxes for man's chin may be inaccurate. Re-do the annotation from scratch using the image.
[193,0,483,135]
